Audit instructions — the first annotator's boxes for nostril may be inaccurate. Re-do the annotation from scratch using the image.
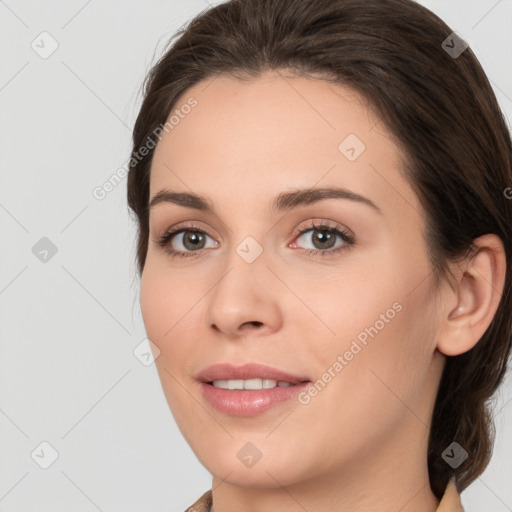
[238,320,264,332]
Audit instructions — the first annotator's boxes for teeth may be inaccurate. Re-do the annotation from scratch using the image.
[211,378,295,390]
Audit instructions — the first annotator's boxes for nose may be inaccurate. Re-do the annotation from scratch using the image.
[204,252,283,339]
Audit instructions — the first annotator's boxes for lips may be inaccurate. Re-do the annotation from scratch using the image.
[197,362,312,416]
[196,362,310,385]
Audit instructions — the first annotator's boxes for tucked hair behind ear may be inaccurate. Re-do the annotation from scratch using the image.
[127,0,512,499]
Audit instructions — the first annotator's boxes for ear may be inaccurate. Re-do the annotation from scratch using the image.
[436,234,507,357]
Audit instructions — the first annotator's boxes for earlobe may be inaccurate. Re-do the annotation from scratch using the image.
[436,234,507,357]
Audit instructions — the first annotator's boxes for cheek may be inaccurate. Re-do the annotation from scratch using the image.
[293,309,434,475]
[310,261,437,421]
[140,261,212,380]
[139,266,200,418]
[140,267,168,343]
[140,263,188,358]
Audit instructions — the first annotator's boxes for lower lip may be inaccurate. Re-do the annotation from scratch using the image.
[199,381,311,417]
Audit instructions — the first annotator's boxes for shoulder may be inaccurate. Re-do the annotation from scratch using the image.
[183,481,463,512]
[183,489,212,512]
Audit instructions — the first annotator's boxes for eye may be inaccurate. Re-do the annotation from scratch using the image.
[155,220,355,259]
[290,220,355,257]
[156,223,218,258]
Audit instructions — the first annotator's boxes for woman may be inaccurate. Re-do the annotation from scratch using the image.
[126,0,511,510]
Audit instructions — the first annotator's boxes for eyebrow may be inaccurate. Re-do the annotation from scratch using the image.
[148,186,382,215]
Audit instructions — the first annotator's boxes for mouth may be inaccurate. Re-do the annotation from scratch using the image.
[197,362,311,416]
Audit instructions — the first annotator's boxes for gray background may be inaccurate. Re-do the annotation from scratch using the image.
[1,1,511,510]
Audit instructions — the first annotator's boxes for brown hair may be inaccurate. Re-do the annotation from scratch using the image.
[127,0,512,499]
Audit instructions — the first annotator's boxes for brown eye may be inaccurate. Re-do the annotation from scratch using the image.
[180,230,207,251]
[308,229,337,250]
[157,227,218,258]
[294,223,354,254]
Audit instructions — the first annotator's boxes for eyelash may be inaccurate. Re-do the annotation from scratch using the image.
[156,220,355,259]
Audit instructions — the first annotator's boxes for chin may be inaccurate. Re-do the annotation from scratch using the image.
[194,441,309,488]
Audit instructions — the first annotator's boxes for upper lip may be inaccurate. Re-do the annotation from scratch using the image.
[197,363,310,384]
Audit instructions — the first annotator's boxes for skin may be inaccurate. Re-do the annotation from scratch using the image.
[139,70,506,512]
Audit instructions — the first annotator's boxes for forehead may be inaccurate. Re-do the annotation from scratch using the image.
[149,70,420,217]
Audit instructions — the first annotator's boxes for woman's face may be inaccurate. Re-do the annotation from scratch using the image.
[140,70,446,489]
